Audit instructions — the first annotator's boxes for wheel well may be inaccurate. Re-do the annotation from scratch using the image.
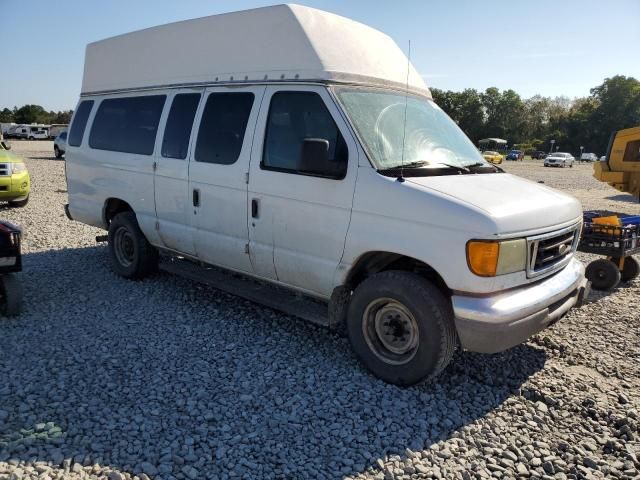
[345,251,449,295]
[103,198,133,227]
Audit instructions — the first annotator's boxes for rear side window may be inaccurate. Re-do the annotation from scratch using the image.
[89,95,166,155]
[161,93,201,160]
[195,92,254,165]
[262,91,347,175]
[68,100,94,147]
[623,140,640,162]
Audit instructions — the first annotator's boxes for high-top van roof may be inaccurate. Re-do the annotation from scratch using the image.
[81,4,429,97]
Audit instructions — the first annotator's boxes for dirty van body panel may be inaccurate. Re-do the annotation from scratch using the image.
[66,100,103,228]
[405,174,583,235]
[153,88,204,256]
[189,85,266,273]
[339,168,583,295]
[76,93,166,245]
[248,85,358,298]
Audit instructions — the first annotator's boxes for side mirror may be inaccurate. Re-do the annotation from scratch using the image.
[298,138,346,179]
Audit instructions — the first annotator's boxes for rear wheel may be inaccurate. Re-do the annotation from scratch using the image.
[346,271,457,386]
[613,256,640,282]
[108,211,158,279]
[586,259,621,290]
[0,273,23,317]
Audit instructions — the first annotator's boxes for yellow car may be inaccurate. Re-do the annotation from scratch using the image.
[482,151,504,165]
[0,138,30,207]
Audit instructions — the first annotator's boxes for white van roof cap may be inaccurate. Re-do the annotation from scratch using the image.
[81,4,430,97]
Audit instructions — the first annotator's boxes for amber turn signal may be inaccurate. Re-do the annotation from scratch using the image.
[467,241,499,277]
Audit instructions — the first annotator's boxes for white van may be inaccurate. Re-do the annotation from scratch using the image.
[65,5,589,385]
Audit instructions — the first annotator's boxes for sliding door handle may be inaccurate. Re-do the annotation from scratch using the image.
[193,189,200,207]
[251,198,259,218]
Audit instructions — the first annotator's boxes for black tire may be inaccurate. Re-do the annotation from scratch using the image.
[613,256,640,282]
[54,146,62,159]
[585,259,621,291]
[346,271,457,386]
[569,162,573,168]
[8,195,29,208]
[108,211,158,279]
[0,273,23,317]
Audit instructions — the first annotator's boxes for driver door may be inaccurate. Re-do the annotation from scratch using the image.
[247,85,358,298]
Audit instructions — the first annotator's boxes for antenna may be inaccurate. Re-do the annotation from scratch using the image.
[398,40,411,183]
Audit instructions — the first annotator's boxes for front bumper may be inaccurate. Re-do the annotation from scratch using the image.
[0,172,30,200]
[452,258,589,353]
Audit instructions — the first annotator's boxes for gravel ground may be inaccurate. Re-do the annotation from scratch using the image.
[0,142,638,480]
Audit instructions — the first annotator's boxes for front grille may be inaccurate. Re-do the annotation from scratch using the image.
[0,164,9,177]
[527,224,580,278]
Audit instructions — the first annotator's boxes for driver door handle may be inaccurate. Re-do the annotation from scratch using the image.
[193,189,200,207]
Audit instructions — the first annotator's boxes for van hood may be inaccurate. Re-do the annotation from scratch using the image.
[406,173,582,234]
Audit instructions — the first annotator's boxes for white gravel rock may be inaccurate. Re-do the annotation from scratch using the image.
[0,143,638,479]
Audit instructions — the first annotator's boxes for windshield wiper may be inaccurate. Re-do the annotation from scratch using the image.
[379,161,469,173]
[466,162,504,173]
[433,163,471,173]
[377,161,427,174]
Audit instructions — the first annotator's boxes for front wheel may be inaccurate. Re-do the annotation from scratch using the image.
[54,146,62,159]
[108,211,158,279]
[347,271,457,386]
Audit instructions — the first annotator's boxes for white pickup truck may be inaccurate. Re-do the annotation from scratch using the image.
[64,4,589,385]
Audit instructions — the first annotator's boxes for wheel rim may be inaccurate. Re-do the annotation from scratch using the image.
[362,297,419,365]
[113,226,135,267]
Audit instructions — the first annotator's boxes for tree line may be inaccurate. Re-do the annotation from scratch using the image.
[0,105,73,125]
[431,75,640,156]
[1,75,638,155]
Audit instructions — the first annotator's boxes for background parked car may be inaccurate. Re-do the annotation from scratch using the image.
[531,150,547,159]
[506,149,524,161]
[54,131,67,158]
[580,152,598,162]
[544,152,575,168]
[27,128,49,140]
[481,150,504,164]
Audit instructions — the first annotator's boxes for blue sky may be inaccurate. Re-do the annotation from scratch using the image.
[1,0,639,111]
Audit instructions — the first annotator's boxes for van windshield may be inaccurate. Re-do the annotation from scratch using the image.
[335,87,488,171]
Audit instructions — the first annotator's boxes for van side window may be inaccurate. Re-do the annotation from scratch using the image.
[161,93,201,160]
[195,92,254,165]
[89,95,166,155]
[68,100,94,147]
[262,91,348,177]
[623,140,640,162]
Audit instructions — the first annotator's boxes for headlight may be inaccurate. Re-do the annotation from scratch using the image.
[466,239,527,276]
[11,162,27,174]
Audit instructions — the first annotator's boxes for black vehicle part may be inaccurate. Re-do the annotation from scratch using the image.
[0,273,22,317]
[585,259,621,291]
[614,256,640,282]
